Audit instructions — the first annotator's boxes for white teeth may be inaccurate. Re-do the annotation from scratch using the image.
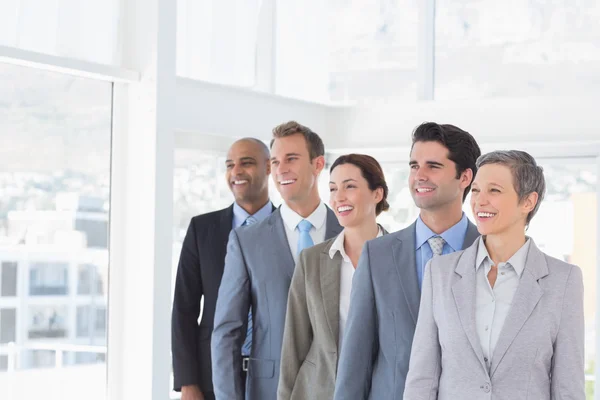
[477,212,496,218]
[337,206,354,212]
[233,180,248,185]
[280,179,295,185]
[416,188,434,193]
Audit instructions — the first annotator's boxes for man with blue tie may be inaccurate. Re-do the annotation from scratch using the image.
[333,122,482,399]
[172,138,274,400]
[212,121,342,400]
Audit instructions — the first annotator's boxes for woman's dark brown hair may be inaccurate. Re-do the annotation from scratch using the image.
[330,154,390,215]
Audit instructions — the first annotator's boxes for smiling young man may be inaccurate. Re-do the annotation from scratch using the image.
[333,122,482,400]
[171,138,274,400]
[211,121,342,400]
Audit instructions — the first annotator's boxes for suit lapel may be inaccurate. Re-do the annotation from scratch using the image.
[393,223,420,324]
[320,243,342,350]
[463,221,480,248]
[215,205,234,266]
[324,206,343,240]
[452,242,487,372]
[267,209,296,279]
[490,240,547,377]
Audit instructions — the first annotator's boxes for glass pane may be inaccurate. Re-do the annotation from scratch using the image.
[28,306,68,339]
[376,163,419,231]
[0,63,111,400]
[531,161,596,399]
[77,264,105,296]
[435,0,600,99]
[76,306,90,338]
[1,262,17,297]
[327,0,419,103]
[176,0,259,86]
[29,262,68,296]
[0,309,16,344]
[0,0,120,65]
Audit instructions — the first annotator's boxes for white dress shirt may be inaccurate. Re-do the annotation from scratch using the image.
[475,236,530,372]
[329,226,384,349]
[280,201,328,264]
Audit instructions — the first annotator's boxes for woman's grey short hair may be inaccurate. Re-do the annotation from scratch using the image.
[476,150,545,225]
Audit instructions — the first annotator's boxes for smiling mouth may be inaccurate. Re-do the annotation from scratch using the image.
[337,206,354,213]
[415,187,435,193]
[279,179,296,186]
[232,180,249,186]
[477,212,497,219]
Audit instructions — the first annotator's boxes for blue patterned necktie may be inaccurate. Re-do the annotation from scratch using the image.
[241,215,257,356]
[427,236,446,257]
[296,219,314,255]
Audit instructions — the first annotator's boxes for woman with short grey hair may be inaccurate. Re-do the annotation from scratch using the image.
[404,150,585,399]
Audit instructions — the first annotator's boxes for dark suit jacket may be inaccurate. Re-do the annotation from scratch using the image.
[171,203,274,392]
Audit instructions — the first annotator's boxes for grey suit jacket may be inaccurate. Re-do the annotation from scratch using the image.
[404,238,585,400]
[333,220,479,400]
[211,207,342,400]
[278,227,388,400]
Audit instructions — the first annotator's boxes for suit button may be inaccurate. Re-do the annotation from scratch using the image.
[481,383,490,393]
[484,357,488,362]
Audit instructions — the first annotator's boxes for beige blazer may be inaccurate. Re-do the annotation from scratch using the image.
[404,238,585,400]
[277,228,387,400]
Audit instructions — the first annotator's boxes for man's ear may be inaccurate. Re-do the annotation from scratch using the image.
[313,155,326,175]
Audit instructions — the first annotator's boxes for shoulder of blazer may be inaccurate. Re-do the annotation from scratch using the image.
[233,207,281,240]
[366,222,415,251]
[190,204,233,227]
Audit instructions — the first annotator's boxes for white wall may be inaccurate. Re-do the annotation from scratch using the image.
[328,96,600,150]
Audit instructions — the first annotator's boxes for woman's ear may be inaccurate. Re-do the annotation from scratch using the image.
[374,187,384,204]
[521,192,539,215]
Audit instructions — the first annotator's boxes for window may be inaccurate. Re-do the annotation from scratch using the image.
[176,0,259,86]
[1,262,17,297]
[77,264,105,296]
[0,63,111,398]
[94,308,106,336]
[0,0,120,65]
[28,306,68,339]
[76,306,90,337]
[326,0,419,103]
[530,161,597,399]
[0,308,16,343]
[29,262,69,296]
[435,0,600,100]
[76,305,106,339]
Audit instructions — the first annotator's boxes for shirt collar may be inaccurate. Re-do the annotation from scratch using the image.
[280,201,327,232]
[415,213,469,252]
[475,236,531,277]
[329,226,384,261]
[232,201,273,228]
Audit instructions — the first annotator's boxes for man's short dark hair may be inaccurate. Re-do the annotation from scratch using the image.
[411,122,481,201]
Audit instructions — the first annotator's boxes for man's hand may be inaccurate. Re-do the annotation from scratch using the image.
[181,385,204,400]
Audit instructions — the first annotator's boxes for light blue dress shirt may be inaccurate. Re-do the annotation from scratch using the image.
[415,213,469,288]
[232,201,273,229]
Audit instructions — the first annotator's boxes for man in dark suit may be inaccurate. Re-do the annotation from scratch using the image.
[172,138,273,400]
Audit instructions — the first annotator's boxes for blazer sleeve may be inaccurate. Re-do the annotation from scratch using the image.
[550,265,585,399]
[334,243,377,400]
[278,250,313,400]
[171,217,203,390]
[211,229,251,400]
[403,259,441,400]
